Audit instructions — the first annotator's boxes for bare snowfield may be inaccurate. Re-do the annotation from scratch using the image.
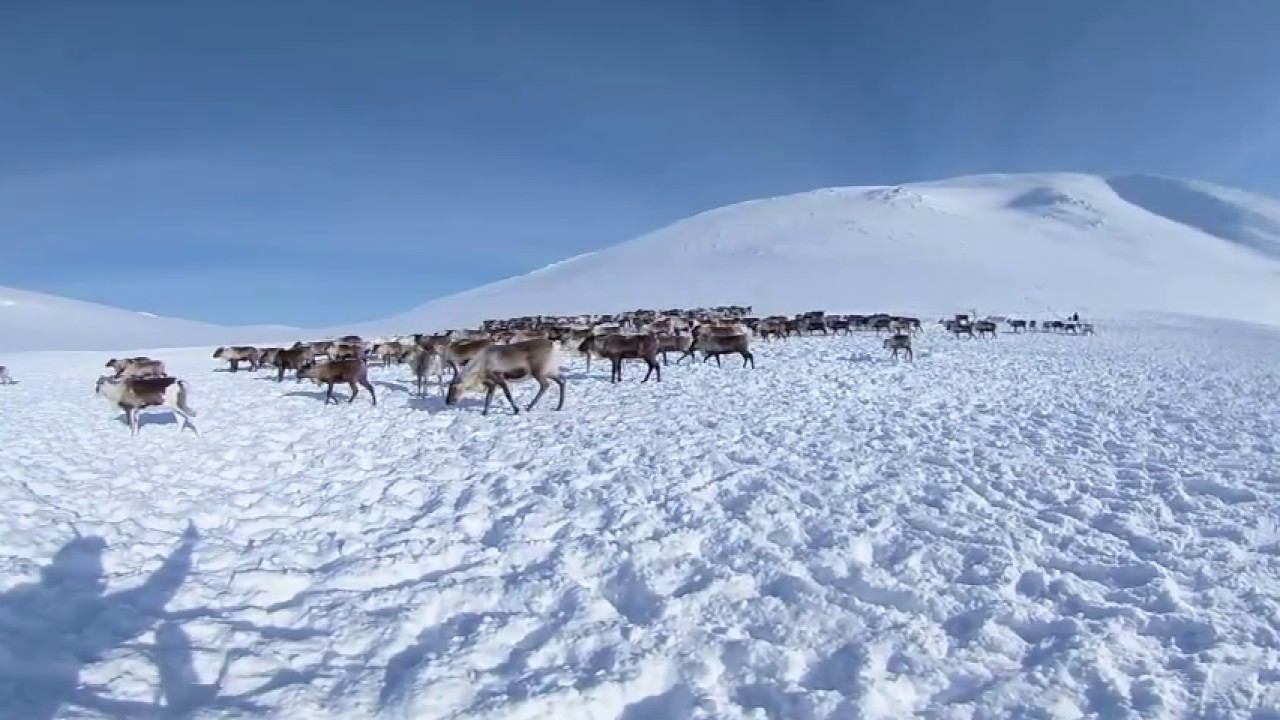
[3,318,1279,719]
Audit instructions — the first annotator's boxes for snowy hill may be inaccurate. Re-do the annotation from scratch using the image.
[357,173,1280,334]
[0,285,295,353]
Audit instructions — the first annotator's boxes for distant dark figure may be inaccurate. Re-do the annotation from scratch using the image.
[1071,312,1079,322]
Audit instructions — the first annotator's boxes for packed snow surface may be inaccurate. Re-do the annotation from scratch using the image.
[359,173,1280,334]
[3,319,1279,718]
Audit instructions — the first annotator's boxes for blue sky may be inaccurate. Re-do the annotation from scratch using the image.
[2,1,1278,326]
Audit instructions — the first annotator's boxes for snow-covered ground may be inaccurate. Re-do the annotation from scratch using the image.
[3,318,1278,719]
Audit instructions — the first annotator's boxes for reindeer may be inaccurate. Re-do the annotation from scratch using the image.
[585,333,661,383]
[106,357,167,379]
[655,333,694,365]
[328,342,366,361]
[371,341,408,367]
[883,333,913,362]
[212,346,261,372]
[756,318,789,341]
[446,338,565,415]
[257,348,282,369]
[297,359,377,405]
[689,328,755,368]
[0,366,12,385]
[413,331,454,351]
[974,320,998,339]
[273,345,314,382]
[408,346,446,396]
[95,375,197,436]
[945,321,975,339]
[443,338,494,378]
[1008,319,1028,333]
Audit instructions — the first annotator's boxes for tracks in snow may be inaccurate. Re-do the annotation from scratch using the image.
[1,320,1278,718]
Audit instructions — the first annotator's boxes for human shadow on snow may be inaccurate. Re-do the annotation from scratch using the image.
[0,524,197,719]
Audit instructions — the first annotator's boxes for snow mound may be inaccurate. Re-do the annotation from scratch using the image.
[356,173,1280,335]
[2,321,1278,717]
[1107,174,1280,261]
[0,285,295,353]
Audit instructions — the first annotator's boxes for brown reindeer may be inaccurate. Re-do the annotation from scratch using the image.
[106,357,167,379]
[96,375,197,436]
[756,318,789,341]
[213,346,261,372]
[328,342,366,361]
[273,346,314,382]
[446,338,565,415]
[371,341,408,367]
[689,329,755,368]
[257,348,282,369]
[586,334,661,383]
[975,320,998,339]
[655,333,694,365]
[297,359,377,405]
[883,333,913,362]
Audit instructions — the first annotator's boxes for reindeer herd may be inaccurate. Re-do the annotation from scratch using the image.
[0,306,1095,435]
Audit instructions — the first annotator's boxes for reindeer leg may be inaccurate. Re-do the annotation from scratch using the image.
[277,366,285,382]
[714,354,722,368]
[482,384,496,415]
[362,378,377,406]
[653,358,661,382]
[497,377,519,415]
[348,380,358,403]
[325,382,335,405]
[552,375,566,410]
[128,408,139,436]
[527,376,548,411]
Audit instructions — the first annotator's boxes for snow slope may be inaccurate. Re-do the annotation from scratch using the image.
[2,321,1278,718]
[356,173,1280,334]
[0,285,295,353]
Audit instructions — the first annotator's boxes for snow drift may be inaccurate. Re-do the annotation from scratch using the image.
[0,285,294,353]
[357,173,1280,334]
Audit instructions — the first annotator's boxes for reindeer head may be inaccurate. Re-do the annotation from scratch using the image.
[212,347,225,359]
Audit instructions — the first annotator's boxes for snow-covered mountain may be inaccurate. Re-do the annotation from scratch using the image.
[357,172,1280,334]
[4,172,1278,353]
[0,285,294,353]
